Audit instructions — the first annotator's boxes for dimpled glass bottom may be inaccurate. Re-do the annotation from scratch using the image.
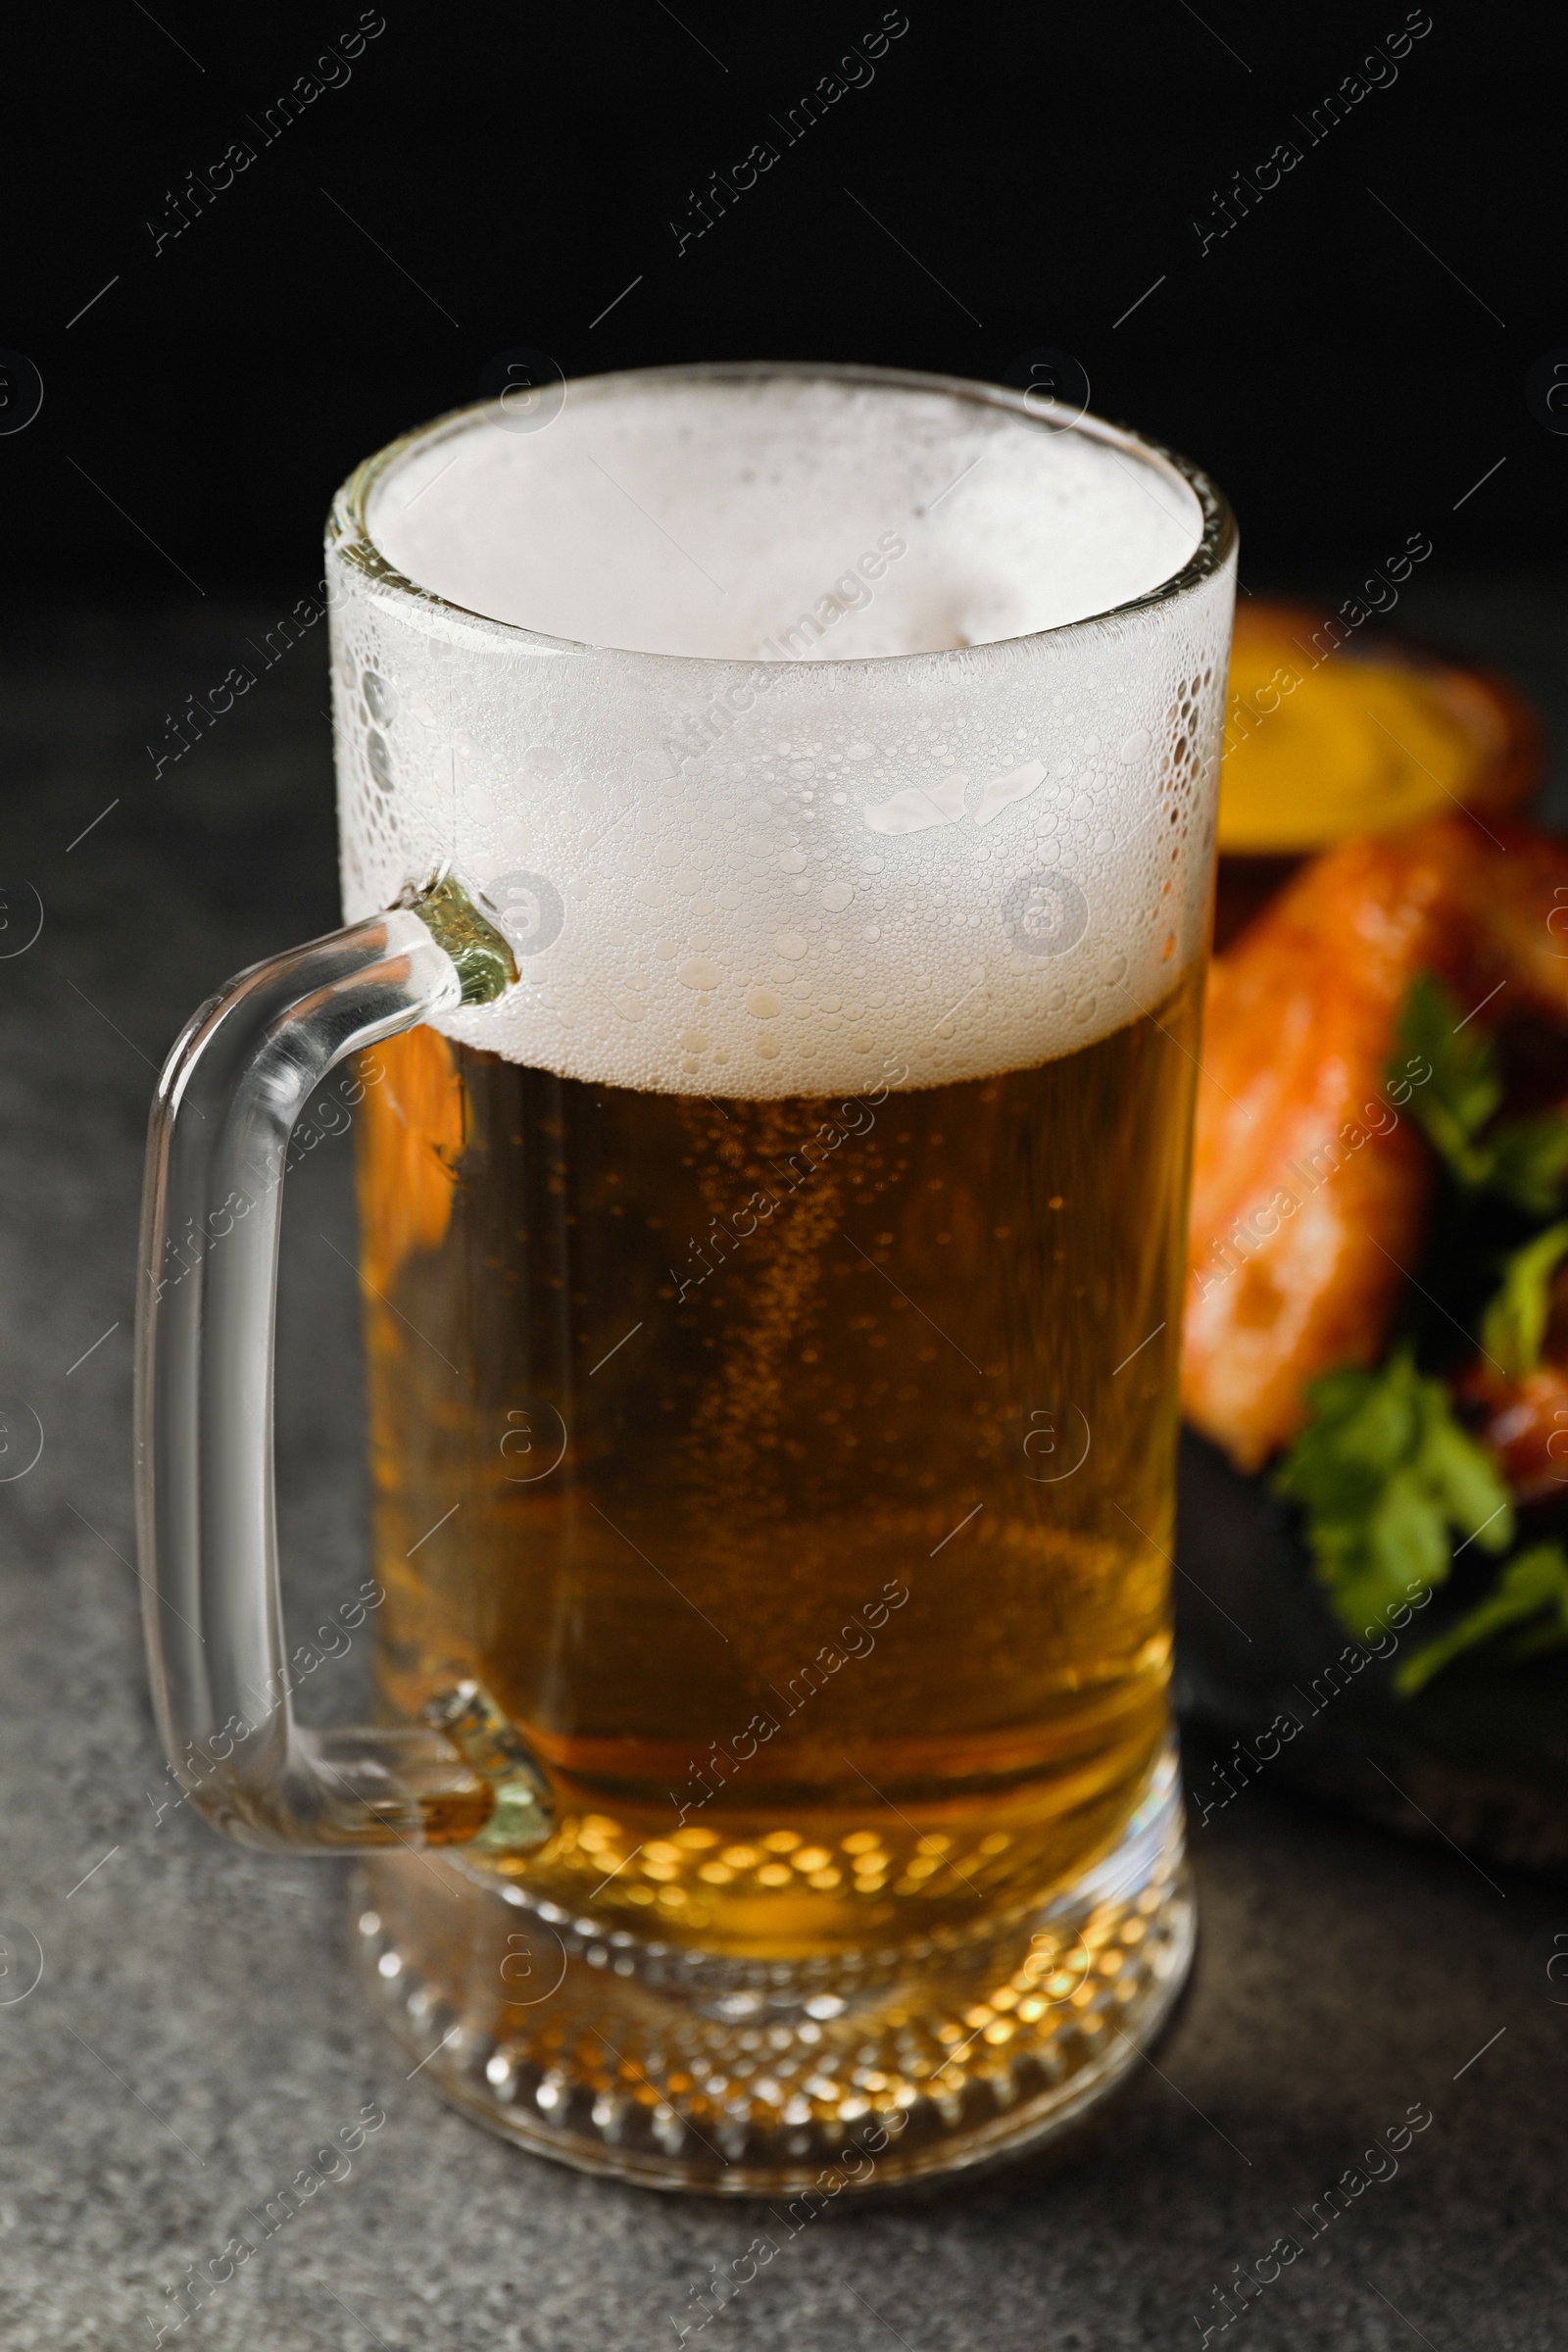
[351,1747,1195,2194]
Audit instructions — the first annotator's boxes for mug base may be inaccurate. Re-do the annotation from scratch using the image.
[351,1747,1195,2196]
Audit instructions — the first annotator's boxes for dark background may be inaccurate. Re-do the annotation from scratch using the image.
[4,0,1562,604]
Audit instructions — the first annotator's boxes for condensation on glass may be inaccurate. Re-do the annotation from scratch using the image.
[137,364,1236,2194]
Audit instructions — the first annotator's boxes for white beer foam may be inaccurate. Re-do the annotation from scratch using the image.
[330,374,1233,1097]
[369,375,1200,658]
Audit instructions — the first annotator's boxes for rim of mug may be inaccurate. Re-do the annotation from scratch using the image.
[327,359,1237,671]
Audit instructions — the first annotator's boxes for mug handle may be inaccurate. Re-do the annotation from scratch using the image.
[134,876,550,1853]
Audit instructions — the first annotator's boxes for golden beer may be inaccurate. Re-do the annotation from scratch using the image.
[136,366,1231,2188]
[298,363,1237,2183]
[355,968,1199,1959]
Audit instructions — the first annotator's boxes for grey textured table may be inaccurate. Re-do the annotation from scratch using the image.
[3,584,1566,2350]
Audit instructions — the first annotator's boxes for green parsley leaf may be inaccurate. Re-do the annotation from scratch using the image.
[1393,972,1568,1211]
[1487,1113,1568,1217]
[1394,1542,1568,1696]
[1396,972,1502,1189]
[1274,1348,1513,1639]
[1480,1221,1568,1380]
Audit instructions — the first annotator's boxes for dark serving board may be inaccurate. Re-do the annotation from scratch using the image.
[1174,1431,1568,1874]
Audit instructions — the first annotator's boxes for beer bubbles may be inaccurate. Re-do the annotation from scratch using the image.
[333,374,1221,1098]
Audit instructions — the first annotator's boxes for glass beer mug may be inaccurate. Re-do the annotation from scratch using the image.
[136,363,1235,2192]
